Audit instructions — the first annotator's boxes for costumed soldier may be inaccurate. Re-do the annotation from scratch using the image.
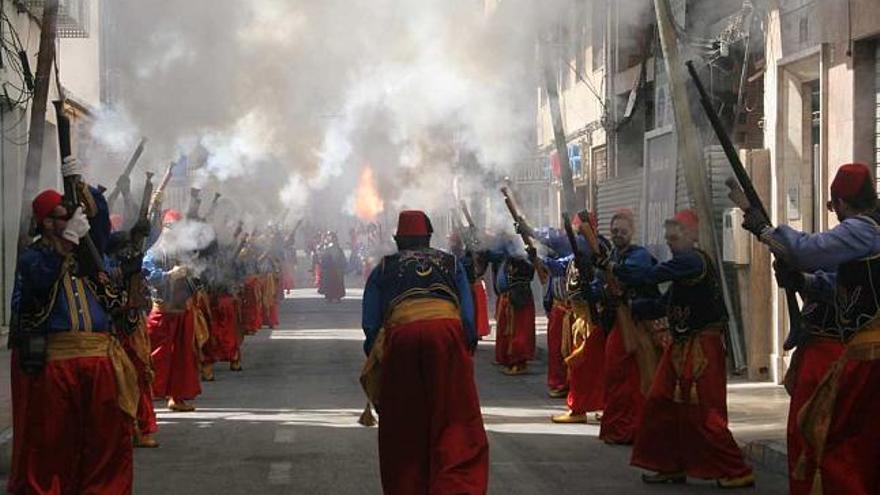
[617,209,754,488]
[548,211,609,423]
[143,209,202,412]
[486,234,536,376]
[362,210,488,495]
[8,179,138,493]
[742,163,880,494]
[596,209,662,445]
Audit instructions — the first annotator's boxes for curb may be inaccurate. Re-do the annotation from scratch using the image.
[741,439,788,477]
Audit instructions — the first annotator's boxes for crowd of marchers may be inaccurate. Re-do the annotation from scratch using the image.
[6,157,297,494]
[359,162,880,495]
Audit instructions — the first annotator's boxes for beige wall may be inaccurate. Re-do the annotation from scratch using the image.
[58,0,101,107]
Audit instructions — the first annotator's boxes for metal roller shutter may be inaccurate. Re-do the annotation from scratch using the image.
[875,42,880,187]
[597,173,643,236]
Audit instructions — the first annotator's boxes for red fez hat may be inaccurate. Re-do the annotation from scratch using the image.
[162,208,182,225]
[32,189,63,223]
[668,209,699,232]
[830,163,872,201]
[396,210,433,237]
[573,210,599,231]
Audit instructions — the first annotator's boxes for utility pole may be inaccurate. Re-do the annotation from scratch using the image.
[17,0,60,250]
[653,0,746,369]
[543,51,577,216]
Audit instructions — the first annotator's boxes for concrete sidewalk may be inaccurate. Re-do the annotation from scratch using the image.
[728,381,789,476]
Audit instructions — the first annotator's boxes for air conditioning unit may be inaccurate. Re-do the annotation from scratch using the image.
[723,208,749,265]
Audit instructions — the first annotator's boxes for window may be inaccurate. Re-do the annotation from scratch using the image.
[593,145,608,184]
[591,0,605,71]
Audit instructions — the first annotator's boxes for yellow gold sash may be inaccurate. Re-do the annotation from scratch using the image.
[564,301,593,368]
[192,291,211,352]
[386,298,459,327]
[47,332,139,419]
[795,320,880,494]
[359,298,460,413]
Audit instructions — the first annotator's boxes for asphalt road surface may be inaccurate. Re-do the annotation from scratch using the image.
[135,288,788,494]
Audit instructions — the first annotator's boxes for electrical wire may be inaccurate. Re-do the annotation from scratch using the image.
[564,59,606,111]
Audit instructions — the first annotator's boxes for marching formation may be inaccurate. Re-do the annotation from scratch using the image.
[6,156,296,494]
[360,162,880,495]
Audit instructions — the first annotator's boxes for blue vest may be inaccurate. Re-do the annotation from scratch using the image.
[666,249,727,338]
[801,298,842,340]
[835,212,880,339]
[377,248,459,316]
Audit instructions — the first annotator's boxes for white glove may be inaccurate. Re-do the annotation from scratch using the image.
[61,207,90,245]
[61,156,84,177]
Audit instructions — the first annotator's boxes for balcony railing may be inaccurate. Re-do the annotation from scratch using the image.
[24,0,90,38]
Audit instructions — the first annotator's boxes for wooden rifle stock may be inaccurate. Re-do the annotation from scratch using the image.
[106,137,147,206]
[562,213,588,274]
[132,172,154,249]
[52,100,105,275]
[459,199,480,250]
[686,60,802,344]
[148,162,175,218]
[500,186,535,249]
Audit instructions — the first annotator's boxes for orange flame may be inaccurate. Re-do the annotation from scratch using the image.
[353,166,384,221]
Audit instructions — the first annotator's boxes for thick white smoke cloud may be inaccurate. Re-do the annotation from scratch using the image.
[96,0,575,230]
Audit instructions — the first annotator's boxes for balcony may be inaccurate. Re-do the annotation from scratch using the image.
[23,0,90,38]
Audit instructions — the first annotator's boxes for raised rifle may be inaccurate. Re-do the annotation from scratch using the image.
[148,161,175,219]
[52,100,105,276]
[500,185,537,252]
[562,212,589,276]
[562,211,600,321]
[204,193,222,221]
[459,199,481,251]
[106,137,147,208]
[133,172,154,250]
[186,187,202,220]
[686,60,803,349]
[124,171,154,309]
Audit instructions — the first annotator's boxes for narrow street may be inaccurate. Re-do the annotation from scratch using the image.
[135,289,788,494]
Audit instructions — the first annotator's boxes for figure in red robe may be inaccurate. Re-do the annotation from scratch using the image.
[143,209,202,412]
[362,210,488,495]
[8,188,137,494]
[617,210,754,488]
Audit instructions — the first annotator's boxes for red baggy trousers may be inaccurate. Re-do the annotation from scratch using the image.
[472,281,491,339]
[379,317,489,494]
[631,331,752,480]
[786,339,844,495]
[545,303,569,392]
[567,325,607,415]
[599,326,644,444]
[494,294,536,368]
[10,355,133,494]
[204,295,242,363]
[147,308,201,401]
